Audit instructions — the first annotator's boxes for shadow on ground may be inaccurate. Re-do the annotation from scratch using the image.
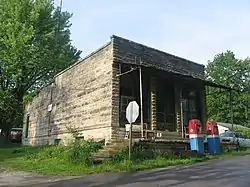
[32,155,250,187]
[0,143,41,163]
[0,142,22,149]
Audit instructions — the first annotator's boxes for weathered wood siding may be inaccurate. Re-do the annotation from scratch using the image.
[23,43,114,145]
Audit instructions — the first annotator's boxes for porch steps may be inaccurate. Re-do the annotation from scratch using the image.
[91,138,191,161]
[92,139,130,160]
[154,131,183,140]
[111,129,126,140]
[91,130,188,161]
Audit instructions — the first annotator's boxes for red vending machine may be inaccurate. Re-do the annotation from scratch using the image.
[188,119,204,154]
[206,121,221,154]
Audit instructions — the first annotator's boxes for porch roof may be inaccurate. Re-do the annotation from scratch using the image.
[112,35,205,80]
[136,61,232,90]
[112,35,232,91]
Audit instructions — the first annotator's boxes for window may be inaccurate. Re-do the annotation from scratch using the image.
[54,139,61,145]
[156,102,165,123]
[183,99,188,111]
[75,136,84,140]
[120,86,133,96]
[189,100,196,112]
[157,112,165,123]
[120,95,136,126]
[220,132,234,137]
[166,114,174,124]
[143,101,150,123]
[25,114,30,138]
[75,136,84,143]
[189,91,196,97]
[182,88,198,126]
[235,132,247,139]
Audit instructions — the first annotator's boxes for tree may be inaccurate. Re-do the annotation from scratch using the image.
[206,51,250,126]
[0,0,81,138]
[0,90,17,134]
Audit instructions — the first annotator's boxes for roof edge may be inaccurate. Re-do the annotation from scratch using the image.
[111,35,205,68]
[55,41,112,78]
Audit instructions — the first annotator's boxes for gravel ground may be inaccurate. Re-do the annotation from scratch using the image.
[0,169,76,187]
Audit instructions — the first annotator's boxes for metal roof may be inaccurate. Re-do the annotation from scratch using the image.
[141,63,232,90]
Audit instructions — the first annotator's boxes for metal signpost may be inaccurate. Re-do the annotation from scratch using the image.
[126,101,139,160]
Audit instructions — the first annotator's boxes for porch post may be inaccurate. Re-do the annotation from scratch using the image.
[174,85,182,134]
[111,63,120,141]
[199,87,206,129]
[150,76,157,131]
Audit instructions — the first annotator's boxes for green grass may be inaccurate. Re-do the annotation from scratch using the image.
[1,143,250,176]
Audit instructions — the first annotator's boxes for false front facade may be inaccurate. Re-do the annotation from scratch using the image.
[22,36,223,145]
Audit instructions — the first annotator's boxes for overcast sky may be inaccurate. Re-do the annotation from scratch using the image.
[55,0,250,65]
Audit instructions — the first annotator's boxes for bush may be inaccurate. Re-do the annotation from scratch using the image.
[235,129,250,137]
[18,140,103,166]
[23,145,68,160]
[68,139,102,165]
[112,142,201,163]
[112,143,165,162]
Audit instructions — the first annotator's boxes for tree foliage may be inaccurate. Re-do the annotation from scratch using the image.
[0,90,17,134]
[206,51,250,127]
[0,0,81,134]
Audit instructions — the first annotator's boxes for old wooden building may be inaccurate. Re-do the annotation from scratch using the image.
[22,35,227,145]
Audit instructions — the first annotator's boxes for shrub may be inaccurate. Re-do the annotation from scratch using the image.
[112,142,200,163]
[23,145,69,160]
[235,129,250,137]
[112,143,159,162]
[63,125,103,165]
[68,139,102,165]
[20,140,102,165]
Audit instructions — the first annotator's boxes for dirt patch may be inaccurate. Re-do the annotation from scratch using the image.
[0,169,77,186]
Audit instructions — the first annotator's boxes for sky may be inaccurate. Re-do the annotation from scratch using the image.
[55,0,250,65]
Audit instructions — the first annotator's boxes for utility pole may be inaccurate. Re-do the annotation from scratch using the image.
[247,93,250,127]
[180,97,184,138]
[230,90,234,131]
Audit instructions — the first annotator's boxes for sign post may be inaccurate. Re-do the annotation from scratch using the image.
[126,101,139,160]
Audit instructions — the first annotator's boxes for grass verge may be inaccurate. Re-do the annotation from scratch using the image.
[1,143,250,176]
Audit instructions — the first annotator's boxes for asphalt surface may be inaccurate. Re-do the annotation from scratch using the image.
[3,155,250,187]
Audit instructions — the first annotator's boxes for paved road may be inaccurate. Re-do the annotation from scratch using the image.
[4,155,250,187]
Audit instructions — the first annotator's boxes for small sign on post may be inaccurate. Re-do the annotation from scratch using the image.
[126,101,139,160]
